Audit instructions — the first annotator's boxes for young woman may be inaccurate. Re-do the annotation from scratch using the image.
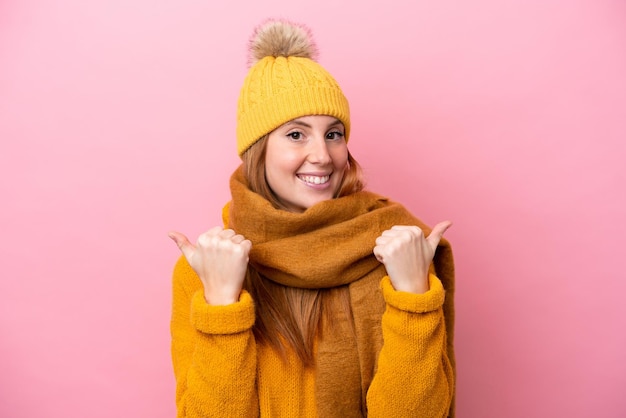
[169,19,456,417]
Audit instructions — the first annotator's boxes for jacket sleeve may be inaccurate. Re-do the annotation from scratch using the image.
[366,274,454,418]
[170,256,259,417]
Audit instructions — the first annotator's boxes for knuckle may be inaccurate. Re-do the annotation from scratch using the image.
[404,226,423,241]
[220,228,235,237]
[216,238,232,250]
[197,234,210,248]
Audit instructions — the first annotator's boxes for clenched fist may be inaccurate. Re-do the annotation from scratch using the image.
[169,227,251,305]
[373,221,451,294]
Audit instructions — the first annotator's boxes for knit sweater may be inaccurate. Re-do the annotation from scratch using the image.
[171,169,455,417]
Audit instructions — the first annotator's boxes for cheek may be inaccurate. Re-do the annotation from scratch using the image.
[331,147,349,169]
[266,148,300,179]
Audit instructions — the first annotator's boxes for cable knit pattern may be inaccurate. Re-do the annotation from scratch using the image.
[236,55,350,156]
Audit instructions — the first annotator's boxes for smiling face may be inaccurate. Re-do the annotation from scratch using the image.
[264,115,349,212]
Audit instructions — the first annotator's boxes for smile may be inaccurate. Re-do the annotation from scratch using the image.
[298,174,330,185]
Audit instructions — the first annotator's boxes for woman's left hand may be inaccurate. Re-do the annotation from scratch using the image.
[373,221,452,294]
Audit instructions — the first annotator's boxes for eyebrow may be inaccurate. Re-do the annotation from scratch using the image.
[285,118,343,129]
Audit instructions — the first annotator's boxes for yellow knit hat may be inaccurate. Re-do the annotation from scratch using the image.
[236,20,350,156]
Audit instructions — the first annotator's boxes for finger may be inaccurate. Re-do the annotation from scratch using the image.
[390,225,423,233]
[200,226,224,238]
[230,234,247,244]
[168,231,195,260]
[219,228,237,239]
[426,221,452,248]
[390,225,414,230]
[372,245,384,262]
[240,239,252,252]
[375,235,391,245]
[197,226,225,247]
[390,225,425,239]
[378,228,406,239]
[379,230,398,240]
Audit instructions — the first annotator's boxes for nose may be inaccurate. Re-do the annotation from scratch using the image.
[307,136,332,165]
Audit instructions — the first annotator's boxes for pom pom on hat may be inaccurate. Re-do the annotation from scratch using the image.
[248,19,319,67]
[236,19,351,156]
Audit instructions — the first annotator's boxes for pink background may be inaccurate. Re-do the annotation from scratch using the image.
[1,0,625,417]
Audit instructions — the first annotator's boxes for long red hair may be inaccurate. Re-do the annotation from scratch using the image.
[241,135,364,366]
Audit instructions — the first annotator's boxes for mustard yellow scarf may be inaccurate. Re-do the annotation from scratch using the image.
[226,166,455,416]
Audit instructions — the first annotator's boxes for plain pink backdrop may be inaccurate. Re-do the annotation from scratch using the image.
[1,0,625,417]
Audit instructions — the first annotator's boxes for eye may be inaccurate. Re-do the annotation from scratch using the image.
[326,131,344,141]
[287,131,302,140]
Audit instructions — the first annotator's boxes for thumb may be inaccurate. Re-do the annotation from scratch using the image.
[426,221,452,249]
[168,231,195,261]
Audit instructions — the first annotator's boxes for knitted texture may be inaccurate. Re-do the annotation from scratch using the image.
[170,166,456,417]
[236,21,350,156]
[172,260,451,417]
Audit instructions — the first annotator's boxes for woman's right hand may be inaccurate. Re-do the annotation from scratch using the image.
[168,227,251,305]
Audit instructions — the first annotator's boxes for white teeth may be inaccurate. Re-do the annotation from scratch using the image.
[300,175,330,185]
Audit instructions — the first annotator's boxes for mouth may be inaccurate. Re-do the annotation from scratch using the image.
[297,174,331,185]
